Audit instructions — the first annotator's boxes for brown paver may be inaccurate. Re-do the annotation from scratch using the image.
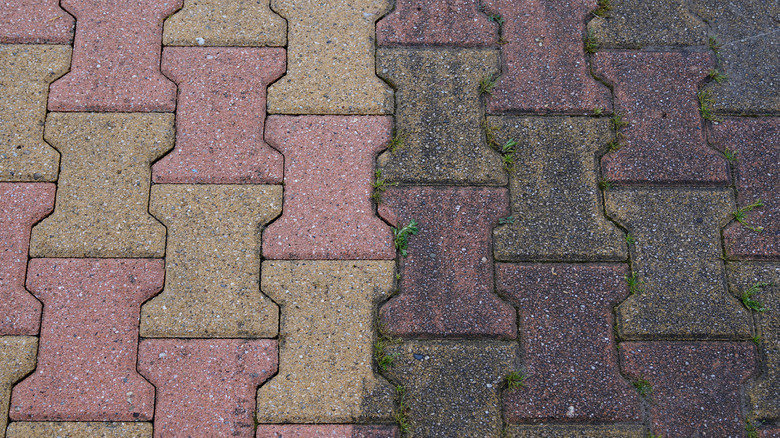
[376,0,497,46]
[141,184,282,338]
[48,0,181,112]
[266,0,393,115]
[507,425,646,438]
[1,337,38,437]
[256,425,398,438]
[759,426,780,438]
[152,47,285,184]
[714,118,780,258]
[488,116,626,262]
[163,0,286,47]
[0,0,74,44]
[138,339,277,438]
[377,186,516,338]
[0,183,55,336]
[621,341,756,437]
[6,422,152,438]
[376,47,506,185]
[262,116,394,260]
[10,258,163,421]
[497,263,642,422]
[482,0,611,114]
[593,51,729,184]
[0,45,70,182]
[29,113,174,258]
[256,261,395,423]
[605,187,752,339]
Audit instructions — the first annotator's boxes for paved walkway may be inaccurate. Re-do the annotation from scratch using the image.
[1,1,779,437]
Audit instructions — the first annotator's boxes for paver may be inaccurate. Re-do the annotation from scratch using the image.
[384,340,519,438]
[507,425,646,437]
[621,341,756,437]
[256,261,395,423]
[48,0,181,112]
[497,264,642,422]
[152,47,285,184]
[163,0,286,47]
[714,118,780,259]
[0,45,70,182]
[376,0,497,46]
[141,184,282,338]
[29,113,174,258]
[266,0,393,115]
[488,117,626,262]
[10,259,163,421]
[256,425,398,438]
[376,48,506,185]
[759,426,780,438]
[0,183,55,336]
[0,336,37,437]
[0,0,74,44]
[593,51,729,184]
[482,0,611,114]
[138,339,277,438]
[377,186,516,338]
[605,187,752,339]
[5,422,152,438]
[262,116,394,260]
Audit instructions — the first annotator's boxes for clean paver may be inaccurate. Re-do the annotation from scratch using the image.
[0,337,37,437]
[6,422,152,438]
[0,0,74,44]
[256,425,398,438]
[376,0,497,46]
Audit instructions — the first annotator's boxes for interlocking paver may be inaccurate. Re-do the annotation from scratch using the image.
[714,118,780,259]
[376,47,506,185]
[593,51,729,184]
[262,116,394,260]
[152,47,285,184]
[29,113,174,258]
[48,0,181,112]
[0,0,74,44]
[507,425,646,437]
[621,341,756,437]
[488,117,626,262]
[5,422,152,438]
[759,426,780,438]
[0,336,37,437]
[0,183,55,336]
[141,184,282,338]
[256,261,395,423]
[377,186,515,338]
[266,0,393,115]
[497,264,642,422]
[163,0,286,47]
[256,425,398,438]
[605,187,752,339]
[376,0,497,46]
[138,339,277,438]
[482,0,611,114]
[0,45,70,182]
[10,259,163,421]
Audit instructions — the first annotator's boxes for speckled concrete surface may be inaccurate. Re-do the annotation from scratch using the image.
[0,336,37,437]
[377,0,497,46]
[0,0,74,44]
[507,425,647,438]
[256,425,399,438]
[5,422,152,438]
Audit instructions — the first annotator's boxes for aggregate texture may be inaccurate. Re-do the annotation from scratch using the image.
[256,425,399,438]
[376,0,497,46]
[0,336,37,437]
[0,0,75,44]
[5,422,152,438]
[506,425,647,438]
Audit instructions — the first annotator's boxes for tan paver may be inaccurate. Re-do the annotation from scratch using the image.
[6,422,152,438]
[1,337,37,438]
[141,184,283,338]
[508,425,647,437]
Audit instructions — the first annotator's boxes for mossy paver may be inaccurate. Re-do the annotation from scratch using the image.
[0,336,37,437]
[256,425,398,437]
[5,422,152,438]
[0,0,74,44]
[507,425,646,438]
[0,45,70,182]
[376,0,497,46]
[141,184,282,338]
[163,0,286,47]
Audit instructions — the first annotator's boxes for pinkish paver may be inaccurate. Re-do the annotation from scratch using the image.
[0,183,55,335]
[496,264,642,422]
[714,118,780,259]
[759,426,780,438]
[152,47,285,184]
[138,339,277,438]
[593,51,729,184]
[256,425,399,438]
[10,258,164,421]
[262,116,394,260]
[0,0,74,44]
[376,0,497,46]
[377,186,516,338]
[621,342,756,438]
[48,0,181,112]
[482,0,611,114]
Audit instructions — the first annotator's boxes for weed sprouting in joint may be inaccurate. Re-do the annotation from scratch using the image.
[374,323,401,372]
[498,215,515,225]
[598,177,615,191]
[393,219,419,257]
[723,147,737,163]
[632,378,652,396]
[500,139,518,170]
[479,74,498,95]
[371,169,397,204]
[593,0,612,17]
[708,69,728,83]
[741,282,770,313]
[388,132,406,153]
[505,371,527,390]
[625,233,636,245]
[584,28,599,54]
[394,385,412,434]
[697,89,721,122]
[733,199,765,233]
[626,272,643,295]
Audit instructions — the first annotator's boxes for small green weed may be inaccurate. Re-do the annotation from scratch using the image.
[733,199,765,232]
[584,29,599,54]
[480,74,498,95]
[394,385,412,434]
[506,371,527,390]
[625,233,636,245]
[593,107,604,116]
[606,140,621,152]
[500,139,518,170]
[626,272,643,295]
[632,378,652,396]
[487,13,505,27]
[709,36,722,53]
[593,0,612,16]
[611,112,629,131]
[746,420,760,438]
[741,282,769,313]
[598,177,615,191]
[388,132,406,153]
[723,147,737,163]
[499,215,515,225]
[698,89,721,122]
[708,69,728,83]
[752,334,762,346]
[371,169,397,204]
[393,219,419,257]
[374,324,401,371]
[485,122,500,148]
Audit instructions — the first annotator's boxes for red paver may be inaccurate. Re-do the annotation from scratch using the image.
[138,339,278,438]
[0,183,55,336]
[256,425,399,438]
[377,186,516,338]
[262,116,394,260]
[482,0,611,114]
[497,263,642,422]
[715,118,780,258]
[759,426,780,438]
[593,51,728,184]
[376,0,497,46]
[10,258,164,421]
[621,342,756,438]
[152,47,286,184]
[48,0,181,112]
[0,0,74,44]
